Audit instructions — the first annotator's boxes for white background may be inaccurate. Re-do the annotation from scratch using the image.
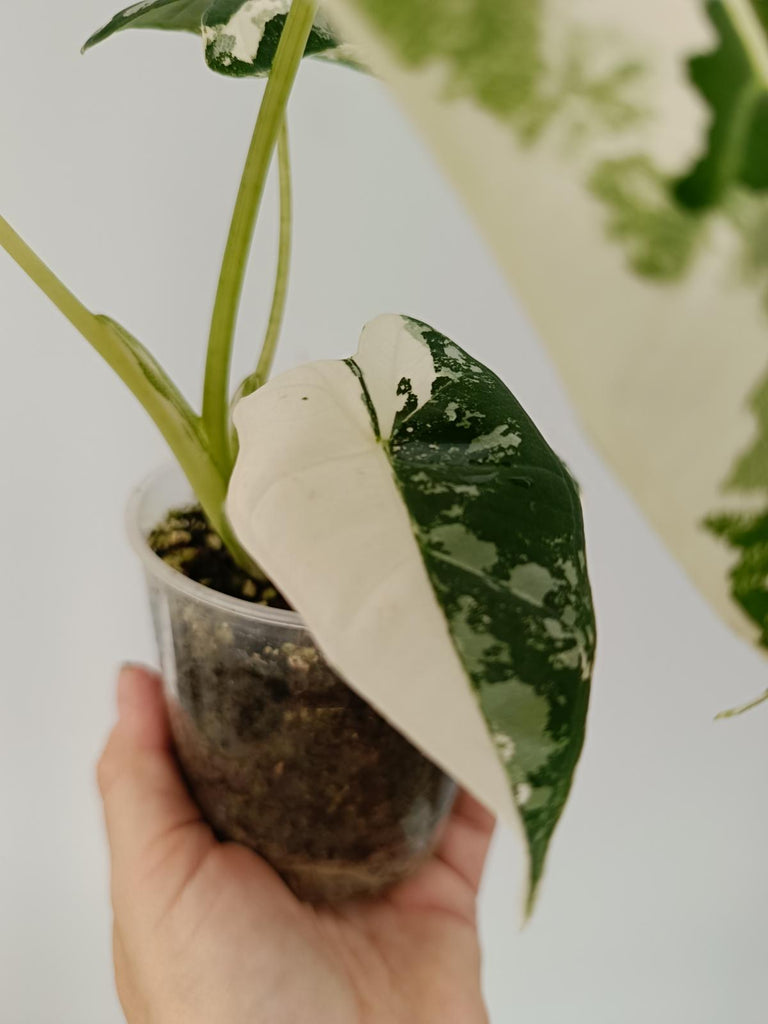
[1,4,766,1022]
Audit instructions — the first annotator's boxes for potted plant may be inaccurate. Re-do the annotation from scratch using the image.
[0,0,596,911]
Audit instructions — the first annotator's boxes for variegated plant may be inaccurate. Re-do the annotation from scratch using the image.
[321,0,768,712]
[1,0,330,565]
[0,0,598,907]
[228,314,595,906]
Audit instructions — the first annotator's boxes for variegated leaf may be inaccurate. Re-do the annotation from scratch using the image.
[227,314,596,907]
[321,0,768,699]
[84,0,349,77]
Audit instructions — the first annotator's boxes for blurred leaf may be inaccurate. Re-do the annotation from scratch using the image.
[676,0,768,209]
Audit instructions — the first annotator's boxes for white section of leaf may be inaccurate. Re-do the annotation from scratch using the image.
[317,42,358,63]
[516,783,532,806]
[227,318,522,842]
[203,0,291,64]
[354,313,438,439]
[494,733,516,763]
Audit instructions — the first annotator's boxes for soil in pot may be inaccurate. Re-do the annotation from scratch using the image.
[149,506,456,903]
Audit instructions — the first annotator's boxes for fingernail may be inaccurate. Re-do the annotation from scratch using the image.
[119,661,148,678]
[117,663,148,713]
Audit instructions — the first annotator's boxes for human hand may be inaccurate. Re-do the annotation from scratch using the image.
[97,665,493,1024]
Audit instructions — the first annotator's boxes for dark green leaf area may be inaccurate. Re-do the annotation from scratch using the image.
[742,94,768,190]
[675,1,768,209]
[83,0,210,51]
[388,317,596,898]
[706,509,768,645]
[753,0,768,34]
[203,2,338,76]
[84,0,343,78]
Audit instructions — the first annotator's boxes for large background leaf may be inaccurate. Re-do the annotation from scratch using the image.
[321,0,768,679]
[228,314,595,906]
[84,0,346,76]
[675,0,768,209]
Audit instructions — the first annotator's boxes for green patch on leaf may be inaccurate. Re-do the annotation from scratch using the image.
[703,290,768,669]
[516,32,646,149]
[675,0,768,210]
[351,0,544,123]
[347,0,645,146]
[705,509,768,643]
[725,365,768,491]
[590,156,703,281]
[84,0,347,77]
[724,189,768,311]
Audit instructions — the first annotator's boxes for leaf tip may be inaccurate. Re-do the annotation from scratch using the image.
[520,851,545,924]
[81,30,103,55]
[715,688,768,720]
[521,886,538,927]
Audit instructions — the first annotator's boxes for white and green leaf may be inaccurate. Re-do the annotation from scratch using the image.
[84,0,350,76]
[227,314,596,907]
[322,0,768,701]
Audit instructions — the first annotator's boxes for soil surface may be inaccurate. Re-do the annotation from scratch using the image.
[149,506,456,903]
[149,505,290,607]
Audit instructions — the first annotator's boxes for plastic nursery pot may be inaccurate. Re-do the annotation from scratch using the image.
[127,465,457,904]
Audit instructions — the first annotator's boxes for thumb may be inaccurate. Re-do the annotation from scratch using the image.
[97,665,215,918]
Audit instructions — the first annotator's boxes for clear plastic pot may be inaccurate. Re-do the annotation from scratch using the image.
[127,465,457,903]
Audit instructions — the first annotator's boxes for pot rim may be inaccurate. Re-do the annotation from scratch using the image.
[126,463,304,629]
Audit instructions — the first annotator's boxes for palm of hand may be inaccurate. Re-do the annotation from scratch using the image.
[100,667,492,1024]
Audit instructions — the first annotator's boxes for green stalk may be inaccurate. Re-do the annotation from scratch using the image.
[203,0,318,475]
[230,120,293,458]
[250,119,293,395]
[0,214,254,568]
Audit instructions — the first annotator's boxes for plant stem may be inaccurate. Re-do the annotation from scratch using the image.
[251,119,293,395]
[231,118,294,411]
[229,121,293,459]
[0,213,255,569]
[202,0,318,476]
